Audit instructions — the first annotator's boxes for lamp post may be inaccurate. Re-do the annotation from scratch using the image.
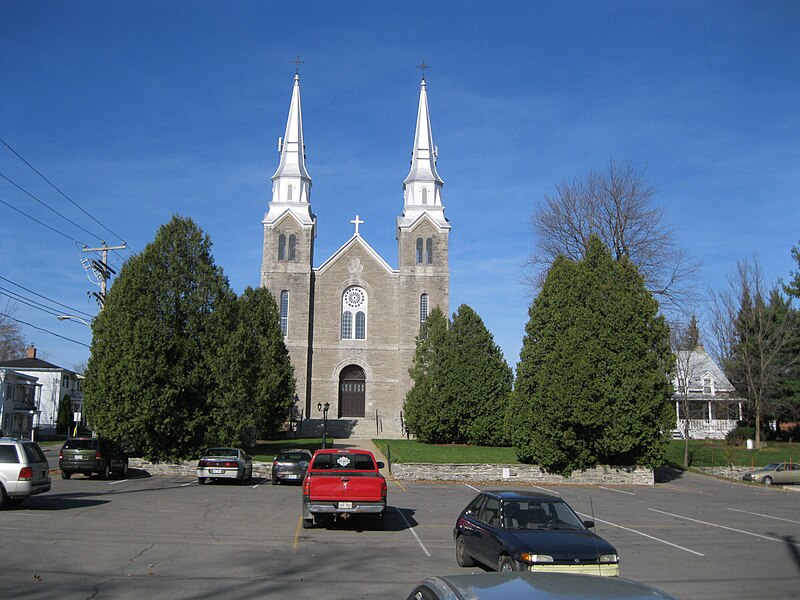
[317,401,330,449]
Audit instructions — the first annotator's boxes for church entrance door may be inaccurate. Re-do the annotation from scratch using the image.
[339,365,366,418]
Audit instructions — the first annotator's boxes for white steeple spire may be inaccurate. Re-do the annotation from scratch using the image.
[265,73,314,226]
[400,78,447,228]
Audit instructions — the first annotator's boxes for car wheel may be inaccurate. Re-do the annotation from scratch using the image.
[302,517,314,529]
[197,477,206,485]
[455,535,475,567]
[272,476,279,485]
[763,476,773,486]
[100,462,111,480]
[121,460,129,479]
[0,484,7,509]
[61,470,72,480]
[372,514,385,531]
[498,556,518,572]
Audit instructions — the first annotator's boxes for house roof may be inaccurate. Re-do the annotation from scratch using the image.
[674,345,735,392]
[0,357,73,373]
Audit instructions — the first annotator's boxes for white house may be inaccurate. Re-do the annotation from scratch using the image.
[0,368,41,439]
[672,345,744,439]
[0,345,82,436]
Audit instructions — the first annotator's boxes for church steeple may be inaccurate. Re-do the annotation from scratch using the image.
[266,73,314,226]
[400,78,447,229]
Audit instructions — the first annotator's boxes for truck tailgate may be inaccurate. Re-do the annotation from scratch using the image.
[309,473,383,501]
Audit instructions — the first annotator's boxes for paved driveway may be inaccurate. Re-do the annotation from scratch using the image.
[2,468,798,599]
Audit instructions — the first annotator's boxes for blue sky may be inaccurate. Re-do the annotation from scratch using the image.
[2,1,799,372]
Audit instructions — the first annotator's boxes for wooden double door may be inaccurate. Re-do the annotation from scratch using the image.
[339,365,365,418]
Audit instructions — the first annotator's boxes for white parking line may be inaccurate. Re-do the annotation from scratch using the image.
[180,480,196,487]
[577,512,704,556]
[648,508,800,548]
[598,486,635,495]
[465,484,481,493]
[396,506,431,557]
[108,479,128,485]
[726,507,800,525]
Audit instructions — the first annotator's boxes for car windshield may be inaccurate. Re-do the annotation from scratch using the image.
[63,439,98,450]
[502,499,586,531]
[762,463,780,470]
[311,453,374,470]
[205,448,239,458]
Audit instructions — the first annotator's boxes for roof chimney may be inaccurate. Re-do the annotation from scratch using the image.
[26,344,36,359]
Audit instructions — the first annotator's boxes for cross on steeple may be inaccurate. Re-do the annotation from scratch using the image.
[292,54,305,74]
[351,215,364,236]
[417,60,431,80]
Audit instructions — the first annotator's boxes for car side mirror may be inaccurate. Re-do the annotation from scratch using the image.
[246,455,252,460]
[377,461,385,469]
[583,520,595,529]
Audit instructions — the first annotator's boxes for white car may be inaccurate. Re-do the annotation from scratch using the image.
[197,447,253,485]
[742,462,800,485]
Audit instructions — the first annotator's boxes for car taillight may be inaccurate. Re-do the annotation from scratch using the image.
[381,478,387,501]
[59,451,63,460]
[303,475,311,498]
[95,451,103,460]
[220,461,238,468]
[19,466,33,480]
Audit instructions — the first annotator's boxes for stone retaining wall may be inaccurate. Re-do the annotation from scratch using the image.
[390,463,654,485]
[130,459,272,478]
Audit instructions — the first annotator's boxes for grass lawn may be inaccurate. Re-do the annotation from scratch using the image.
[374,439,519,464]
[373,438,798,469]
[664,439,798,469]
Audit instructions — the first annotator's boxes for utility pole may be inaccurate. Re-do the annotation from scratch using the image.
[83,241,127,309]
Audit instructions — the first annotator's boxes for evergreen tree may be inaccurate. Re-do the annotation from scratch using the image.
[403,307,457,443]
[450,305,513,446]
[510,236,674,476]
[56,394,73,434]
[84,216,234,460]
[207,286,295,446]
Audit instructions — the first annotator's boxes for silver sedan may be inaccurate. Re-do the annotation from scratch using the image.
[197,448,253,485]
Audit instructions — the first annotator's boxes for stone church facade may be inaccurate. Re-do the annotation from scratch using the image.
[260,74,450,437]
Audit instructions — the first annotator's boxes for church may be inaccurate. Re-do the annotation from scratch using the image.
[260,73,450,438]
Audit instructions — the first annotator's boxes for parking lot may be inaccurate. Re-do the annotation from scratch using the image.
[2,468,798,599]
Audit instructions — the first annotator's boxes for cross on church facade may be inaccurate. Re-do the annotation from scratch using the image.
[351,215,364,235]
[292,54,305,73]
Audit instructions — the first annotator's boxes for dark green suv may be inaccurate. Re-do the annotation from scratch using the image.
[59,437,129,479]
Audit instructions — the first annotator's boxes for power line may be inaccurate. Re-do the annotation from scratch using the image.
[0,171,104,241]
[0,136,127,244]
[0,312,90,348]
[0,275,95,319]
[0,192,86,245]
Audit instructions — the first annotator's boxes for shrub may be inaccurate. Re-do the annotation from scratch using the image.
[726,426,756,446]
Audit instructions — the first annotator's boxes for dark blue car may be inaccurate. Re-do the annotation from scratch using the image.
[454,490,619,575]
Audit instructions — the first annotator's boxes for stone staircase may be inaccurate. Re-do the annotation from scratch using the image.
[297,414,406,439]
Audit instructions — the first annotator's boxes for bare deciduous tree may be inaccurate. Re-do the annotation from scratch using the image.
[0,301,28,361]
[526,159,699,311]
[710,258,797,446]
[671,315,703,468]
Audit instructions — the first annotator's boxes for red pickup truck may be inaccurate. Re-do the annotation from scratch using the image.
[301,448,387,530]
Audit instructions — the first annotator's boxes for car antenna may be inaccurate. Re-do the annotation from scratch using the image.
[590,496,601,576]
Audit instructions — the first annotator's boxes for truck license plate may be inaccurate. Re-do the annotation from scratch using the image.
[338,502,353,510]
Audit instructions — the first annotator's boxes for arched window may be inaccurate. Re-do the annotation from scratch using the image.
[341,312,353,340]
[341,286,367,340]
[425,238,433,264]
[355,312,366,339]
[278,234,286,261]
[420,294,429,325]
[288,234,297,261]
[287,184,293,201]
[280,290,289,336]
[421,188,428,204]
[416,237,423,264]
